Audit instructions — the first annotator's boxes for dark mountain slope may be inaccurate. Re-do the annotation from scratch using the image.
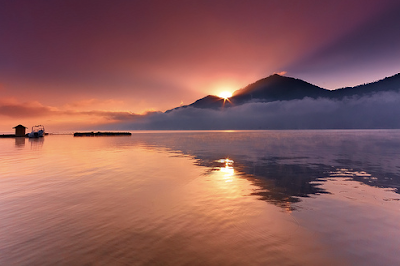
[232,74,329,103]
[330,73,400,98]
[185,95,225,109]
[179,74,329,110]
[166,95,225,112]
[166,72,400,112]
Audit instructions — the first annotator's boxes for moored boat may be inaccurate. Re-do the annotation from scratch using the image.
[28,125,45,138]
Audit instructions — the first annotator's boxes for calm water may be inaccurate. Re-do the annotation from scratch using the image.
[1,130,399,265]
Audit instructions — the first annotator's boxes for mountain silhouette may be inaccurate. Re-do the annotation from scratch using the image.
[330,73,400,98]
[231,74,328,103]
[166,72,400,112]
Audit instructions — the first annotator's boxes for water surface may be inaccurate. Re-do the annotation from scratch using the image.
[1,130,399,265]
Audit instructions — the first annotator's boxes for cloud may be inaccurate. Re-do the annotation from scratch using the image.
[0,98,145,123]
[117,91,400,130]
[64,99,125,109]
[274,71,287,76]
[0,100,55,118]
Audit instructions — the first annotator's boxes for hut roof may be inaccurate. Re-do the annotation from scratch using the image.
[13,124,27,128]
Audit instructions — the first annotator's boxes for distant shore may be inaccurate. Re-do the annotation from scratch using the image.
[74,131,132,136]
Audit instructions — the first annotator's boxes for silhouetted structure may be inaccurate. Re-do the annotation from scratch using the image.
[13,124,27,137]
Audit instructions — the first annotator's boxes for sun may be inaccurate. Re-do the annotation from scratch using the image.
[218,91,233,99]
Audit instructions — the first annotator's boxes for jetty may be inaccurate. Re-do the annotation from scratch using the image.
[74,131,132,137]
[0,134,21,138]
[0,124,28,138]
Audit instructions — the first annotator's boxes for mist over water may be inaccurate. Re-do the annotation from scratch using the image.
[1,130,400,265]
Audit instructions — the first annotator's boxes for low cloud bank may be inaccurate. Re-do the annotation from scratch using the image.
[0,100,54,118]
[118,91,400,130]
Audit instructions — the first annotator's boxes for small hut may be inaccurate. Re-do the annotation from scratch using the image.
[13,124,27,137]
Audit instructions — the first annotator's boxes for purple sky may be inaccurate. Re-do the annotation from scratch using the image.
[1,0,399,131]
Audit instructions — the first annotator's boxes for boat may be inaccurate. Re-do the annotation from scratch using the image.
[28,125,45,138]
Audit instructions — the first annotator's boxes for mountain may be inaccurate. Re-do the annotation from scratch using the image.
[167,73,400,112]
[330,73,400,98]
[231,74,328,103]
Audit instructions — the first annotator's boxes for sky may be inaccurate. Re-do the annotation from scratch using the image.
[1,0,400,132]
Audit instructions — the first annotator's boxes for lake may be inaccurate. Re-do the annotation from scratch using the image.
[1,130,399,265]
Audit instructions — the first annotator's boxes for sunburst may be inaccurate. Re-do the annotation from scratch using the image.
[218,91,232,100]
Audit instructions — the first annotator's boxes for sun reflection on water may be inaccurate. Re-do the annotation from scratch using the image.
[217,158,234,182]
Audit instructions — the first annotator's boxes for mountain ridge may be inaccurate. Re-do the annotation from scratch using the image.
[166,72,400,112]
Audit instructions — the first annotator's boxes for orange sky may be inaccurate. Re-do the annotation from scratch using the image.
[1,0,400,132]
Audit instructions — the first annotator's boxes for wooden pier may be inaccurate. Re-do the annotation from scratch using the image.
[0,134,22,138]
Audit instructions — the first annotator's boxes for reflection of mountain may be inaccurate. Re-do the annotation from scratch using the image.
[202,157,331,210]
[133,131,400,209]
[168,73,400,111]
